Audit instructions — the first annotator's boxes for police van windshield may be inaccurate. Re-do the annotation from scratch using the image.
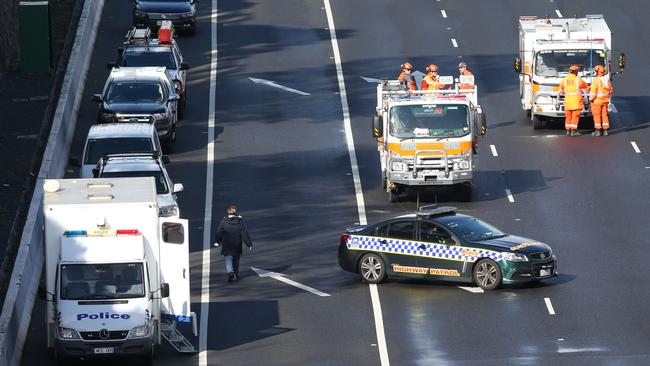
[84,138,154,164]
[122,50,177,70]
[441,216,506,241]
[535,49,606,77]
[100,170,169,194]
[106,82,164,103]
[389,105,469,139]
[60,263,145,300]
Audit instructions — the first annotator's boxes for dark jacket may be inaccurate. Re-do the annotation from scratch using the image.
[215,214,253,256]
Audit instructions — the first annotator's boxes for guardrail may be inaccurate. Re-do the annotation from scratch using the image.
[0,0,105,364]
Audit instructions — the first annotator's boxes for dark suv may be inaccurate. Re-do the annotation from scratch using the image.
[132,0,197,35]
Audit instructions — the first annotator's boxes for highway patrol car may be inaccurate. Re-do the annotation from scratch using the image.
[338,206,557,290]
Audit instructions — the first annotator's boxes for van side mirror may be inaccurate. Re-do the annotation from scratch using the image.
[372,115,383,138]
[514,56,522,73]
[69,157,81,167]
[160,283,170,298]
[479,113,487,135]
[180,62,190,70]
[172,183,184,193]
[91,94,103,103]
[38,286,47,301]
[618,53,626,70]
[106,62,117,70]
[117,47,124,58]
[161,155,171,164]
[92,168,99,178]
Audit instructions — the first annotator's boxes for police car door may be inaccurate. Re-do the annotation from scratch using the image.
[381,220,423,278]
[159,218,192,323]
[417,220,464,279]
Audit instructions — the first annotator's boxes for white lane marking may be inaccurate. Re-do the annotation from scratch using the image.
[441,9,447,18]
[323,1,388,365]
[199,2,218,365]
[545,297,556,315]
[458,286,484,293]
[251,267,330,296]
[248,77,311,96]
[490,144,498,157]
[555,9,563,18]
[451,38,458,48]
[631,141,641,153]
[360,76,383,83]
[505,189,515,203]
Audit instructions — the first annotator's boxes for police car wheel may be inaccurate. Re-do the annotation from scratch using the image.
[359,253,386,284]
[473,258,502,290]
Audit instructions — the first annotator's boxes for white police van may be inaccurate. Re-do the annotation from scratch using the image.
[41,177,195,363]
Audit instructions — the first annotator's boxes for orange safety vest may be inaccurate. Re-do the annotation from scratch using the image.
[590,75,612,103]
[421,75,445,90]
[459,69,474,89]
[398,71,417,91]
[559,74,588,110]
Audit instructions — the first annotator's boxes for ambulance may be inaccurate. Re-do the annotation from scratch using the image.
[373,78,486,202]
[514,15,625,129]
[41,177,195,363]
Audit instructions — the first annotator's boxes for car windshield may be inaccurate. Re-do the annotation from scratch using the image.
[535,49,606,77]
[441,216,506,241]
[106,82,164,103]
[122,50,177,69]
[84,138,154,164]
[100,170,169,194]
[389,104,469,139]
[60,263,145,300]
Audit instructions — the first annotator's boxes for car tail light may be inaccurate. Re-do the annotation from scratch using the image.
[340,233,350,246]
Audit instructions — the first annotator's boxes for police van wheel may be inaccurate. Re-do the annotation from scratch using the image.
[473,258,502,290]
[359,253,386,284]
[54,349,71,366]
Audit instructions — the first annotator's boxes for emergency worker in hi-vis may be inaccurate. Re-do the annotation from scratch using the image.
[559,64,589,136]
[590,64,612,136]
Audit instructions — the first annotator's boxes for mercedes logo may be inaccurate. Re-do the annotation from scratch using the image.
[540,253,546,259]
[99,329,110,340]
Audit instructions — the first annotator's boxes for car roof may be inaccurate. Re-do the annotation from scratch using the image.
[109,67,167,81]
[100,156,162,173]
[87,123,155,139]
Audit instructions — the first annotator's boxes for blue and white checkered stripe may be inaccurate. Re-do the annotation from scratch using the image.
[346,235,502,262]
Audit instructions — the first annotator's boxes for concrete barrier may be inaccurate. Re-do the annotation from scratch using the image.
[0,0,105,364]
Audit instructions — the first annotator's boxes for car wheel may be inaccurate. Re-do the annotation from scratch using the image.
[473,258,502,290]
[359,253,386,284]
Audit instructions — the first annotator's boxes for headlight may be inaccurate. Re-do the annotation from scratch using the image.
[134,10,146,17]
[501,252,529,262]
[58,327,80,340]
[153,112,167,120]
[159,205,179,217]
[128,324,151,338]
[458,159,470,170]
[391,161,407,172]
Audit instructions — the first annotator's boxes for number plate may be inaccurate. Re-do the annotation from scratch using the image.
[94,347,114,354]
[539,269,551,277]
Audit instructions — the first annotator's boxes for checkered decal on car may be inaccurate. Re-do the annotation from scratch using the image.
[346,235,502,262]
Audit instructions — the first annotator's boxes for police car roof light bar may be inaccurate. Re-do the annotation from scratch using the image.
[416,205,457,217]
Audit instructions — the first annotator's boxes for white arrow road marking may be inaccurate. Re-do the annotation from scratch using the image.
[248,77,311,96]
[360,76,383,83]
[251,267,330,297]
[458,286,484,293]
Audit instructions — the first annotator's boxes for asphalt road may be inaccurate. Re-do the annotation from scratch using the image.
[20,0,650,365]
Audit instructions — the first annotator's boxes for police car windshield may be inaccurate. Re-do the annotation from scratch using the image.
[535,49,606,77]
[441,216,506,241]
[106,82,164,103]
[122,50,177,69]
[389,105,469,139]
[60,263,145,300]
[100,170,169,194]
[84,138,154,164]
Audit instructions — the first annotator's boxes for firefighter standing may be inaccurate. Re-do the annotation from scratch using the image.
[457,62,475,89]
[421,64,446,90]
[559,65,589,136]
[398,62,417,91]
[590,64,612,136]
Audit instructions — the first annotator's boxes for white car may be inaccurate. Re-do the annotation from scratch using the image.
[79,123,162,178]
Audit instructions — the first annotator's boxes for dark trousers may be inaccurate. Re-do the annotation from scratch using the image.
[224,254,241,274]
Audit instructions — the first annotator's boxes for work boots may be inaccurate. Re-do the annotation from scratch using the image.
[592,129,602,136]
[602,130,608,136]
[570,130,581,136]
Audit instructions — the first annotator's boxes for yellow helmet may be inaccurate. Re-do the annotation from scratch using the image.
[426,64,439,73]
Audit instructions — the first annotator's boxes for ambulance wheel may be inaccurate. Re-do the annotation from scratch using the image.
[532,114,545,130]
[359,253,386,284]
[473,258,502,290]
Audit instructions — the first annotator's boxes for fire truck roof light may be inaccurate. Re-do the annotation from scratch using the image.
[116,229,140,235]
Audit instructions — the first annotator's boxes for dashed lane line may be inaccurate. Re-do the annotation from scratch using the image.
[451,38,458,48]
[505,189,515,203]
[545,297,556,315]
[490,144,498,157]
[631,141,641,153]
[555,9,563,18]
[441,9,447,18]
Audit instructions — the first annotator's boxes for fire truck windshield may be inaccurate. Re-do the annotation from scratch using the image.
[535,49,606,77]
[389,104,469,139]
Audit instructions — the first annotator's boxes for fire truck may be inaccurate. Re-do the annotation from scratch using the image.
[514,15,625,129]
[373,78,486,202]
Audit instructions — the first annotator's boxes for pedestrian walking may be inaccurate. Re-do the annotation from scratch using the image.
[559,64,589,136]
[590,64,612,136]
[213,204,253,282]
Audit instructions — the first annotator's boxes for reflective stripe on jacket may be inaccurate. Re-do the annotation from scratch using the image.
[590,76,612,103]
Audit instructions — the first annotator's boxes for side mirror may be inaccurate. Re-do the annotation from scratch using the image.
[372,115,383,138]
[106,62,117,69]
[172,183,184,193]
[514,56,522,73]
[169,94,180,102]
[117,47,124,58]
[38,286,47,301]
[479,113,487,135]
[160,283,170,298]
[161,155,171,164]
[92,168,99,178]
[180,62,190,70]
[91,93,103,103]
[618,53,626,70]
[68,157,81,167]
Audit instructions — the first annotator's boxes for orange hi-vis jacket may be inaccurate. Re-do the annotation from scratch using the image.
[421,75,446,90]
[559,74,589,111]
[459,69,474,89]
[590,75,612,104]
[398,71,417,90]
